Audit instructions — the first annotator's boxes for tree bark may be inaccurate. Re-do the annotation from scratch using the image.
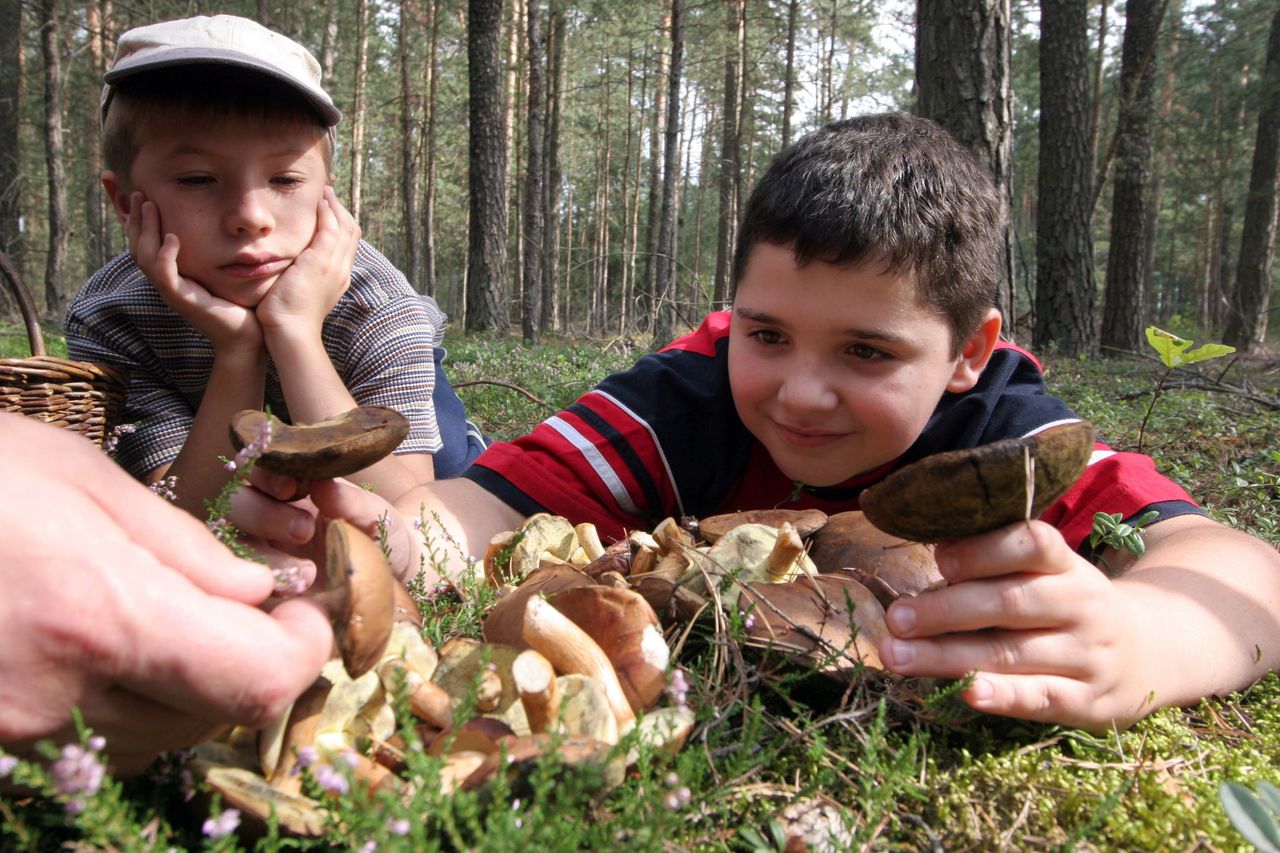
[1224,0,1280,352]
[349,0,371,224]
[0,0,23,296]
[541,0,565,332]
[399,0,421,289]
[1035,0,1095,356]
[915,0,1016,325]
[320,0,339,83]
[1100,0,1163,355]
[85,0,110,271]
[467,0,509,331]
[782,0,798,149]
[651,0,683,347]
[642,3,671,331]
[39,0,67,319]
[422,0,441,297]
[521,0,545,343]
[713,0,743,309]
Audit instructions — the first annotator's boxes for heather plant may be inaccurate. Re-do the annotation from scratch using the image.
[3,330,1280,850]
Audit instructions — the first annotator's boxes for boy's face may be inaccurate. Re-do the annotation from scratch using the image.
[105,117,330,308]
[728,242,998,488]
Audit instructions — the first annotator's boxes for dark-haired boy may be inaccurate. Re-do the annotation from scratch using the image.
[263,114,1280,732]
[65,15,484,523]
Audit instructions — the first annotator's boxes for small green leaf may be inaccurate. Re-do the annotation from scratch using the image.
[1146,326,1192,367]
[1220,781,1280,852]
[1181,343,1235,364]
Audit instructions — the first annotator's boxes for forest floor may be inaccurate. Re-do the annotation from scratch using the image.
[3,322,1279,851]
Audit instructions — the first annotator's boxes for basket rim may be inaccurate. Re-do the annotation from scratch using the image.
[1,249,47,358]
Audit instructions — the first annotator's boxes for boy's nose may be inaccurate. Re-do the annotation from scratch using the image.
[224,190,274,236]
[776,365,839,411]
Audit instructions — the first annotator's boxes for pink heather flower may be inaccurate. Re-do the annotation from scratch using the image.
[51,743,105,798]
[388,818,411,836]
[227,419,274,471]
[272,565,308,597]
[663,791,681,810]
[677,786,692,806]
[293,745,319,772]
[101,423,137,455]
[358,842,377,853]
[743,612,757,630]
[664,772,680,788]
[148,475,179,502]
[87,735,106,752]
[666,669,690,713]
[180,767,196,802]
[411,517,424,531]
[339,749,360,769]
[203,808,241,839]
[0,755,17,778]
[312,762,350,795]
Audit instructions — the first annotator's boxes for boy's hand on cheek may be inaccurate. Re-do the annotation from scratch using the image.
[126,192,263,354]
[258,186,359,338]
[877,520,1139,731]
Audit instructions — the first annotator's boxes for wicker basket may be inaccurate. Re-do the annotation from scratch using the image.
[1,250,127,446]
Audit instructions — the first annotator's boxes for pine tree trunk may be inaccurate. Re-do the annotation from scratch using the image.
[642,5,671,331]
[781,0,798,149]
[651,0,683,347]
[541,0,565,332]
[915,0,1015,325]
[521,0,545,343]
[0,0,23,297]
[713,0,742,309]
[84,0,109,271]
[349,0,370,223]
[39,0,67,319]
[1224,0,1280,352]
[399,0,421,290]
[1100,0,1163,355]
[467,0,509,331]
[422,0,440,297]
[1089,0,1109,193]
[1035,0,1095,356]
[320,0,339,83]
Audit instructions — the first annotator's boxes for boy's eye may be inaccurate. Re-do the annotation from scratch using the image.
[177,175,213,186]
[848,343,889,360]
[748,329,785,346]
[271,175,305,187]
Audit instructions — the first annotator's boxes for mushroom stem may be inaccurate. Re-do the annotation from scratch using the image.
[475,668,504,712]
[521,597,636,731]
[268,677,333,794]
[512,649,561,734]
[765,522,805,582]
[575,523,607,561]
[378,659,454,730]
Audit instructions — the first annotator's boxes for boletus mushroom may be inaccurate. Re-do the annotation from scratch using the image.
[806,511,943,600]
[859,420,1096,542]
[320,519,396,679]
[229,405,409,481]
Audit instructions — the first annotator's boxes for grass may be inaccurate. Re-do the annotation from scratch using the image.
[3,322,1279,851]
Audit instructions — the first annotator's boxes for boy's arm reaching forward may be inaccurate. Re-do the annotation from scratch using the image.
[257,187,435,499]
[878,514,1280,731]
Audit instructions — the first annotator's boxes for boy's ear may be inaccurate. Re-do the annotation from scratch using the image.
[945,309,1003,393]
[100,171,130,224]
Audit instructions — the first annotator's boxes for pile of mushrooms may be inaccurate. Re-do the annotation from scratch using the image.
[191,411,1095,836]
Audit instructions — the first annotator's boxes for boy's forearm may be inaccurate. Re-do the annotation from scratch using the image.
[160,346,268,518]
[266,327,434,498]
[1115,517,1280,716]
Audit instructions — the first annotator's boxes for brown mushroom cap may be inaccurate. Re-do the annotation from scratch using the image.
[482,564,595,648]
[547,586,670,714]
[806,511,942,596]
[229,406,409,480]
[459,734,622,795]
[325,519,396,679]
[697,508,829,543]
[738,570,889,674]
[858,420,1096,542]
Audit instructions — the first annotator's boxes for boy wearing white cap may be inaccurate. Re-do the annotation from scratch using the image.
[65,15,485,524]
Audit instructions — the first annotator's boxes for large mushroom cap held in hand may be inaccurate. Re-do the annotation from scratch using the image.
[229,406,409,481]
[325,518,396,679]
[858,420,1096,542]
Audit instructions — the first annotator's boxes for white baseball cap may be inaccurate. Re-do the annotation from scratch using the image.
[100,14,341,127]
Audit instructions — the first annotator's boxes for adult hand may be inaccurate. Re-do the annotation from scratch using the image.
[876,520,1141,731]
[124,191,264,353]
[256,186,359,336]
[0,414,332,775]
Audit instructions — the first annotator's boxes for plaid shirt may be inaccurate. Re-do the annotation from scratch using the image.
[65,241,447,479]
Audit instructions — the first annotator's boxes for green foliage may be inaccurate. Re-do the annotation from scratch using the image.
[1137,326,1237,455]
[1221,779,1280,852]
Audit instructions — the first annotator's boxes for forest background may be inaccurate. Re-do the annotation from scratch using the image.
[0,0,1277,358]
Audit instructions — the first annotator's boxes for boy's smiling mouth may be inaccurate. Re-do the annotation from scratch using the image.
[772,421,849,449]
